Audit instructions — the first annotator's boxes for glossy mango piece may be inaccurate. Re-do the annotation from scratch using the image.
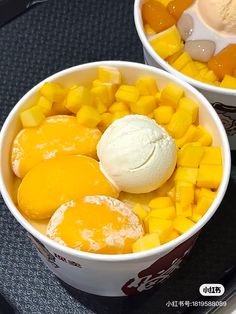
[11,115,101,178]
[167,0,193,20]
[18,155,118,220]
[142,0,176,33]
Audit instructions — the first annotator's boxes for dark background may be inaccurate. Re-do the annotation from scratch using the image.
[0,0,235,313]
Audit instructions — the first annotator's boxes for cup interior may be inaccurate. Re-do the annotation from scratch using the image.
[0,61,231,261]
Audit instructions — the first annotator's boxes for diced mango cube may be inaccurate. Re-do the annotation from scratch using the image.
[91,86,109,106]
[95,99,107,114]
[201,147,222,165]
[189,212,202,223]
[133,203,148,221]
[77,105,101,128]
[155,176,175,197]
[171,52,192,71]
[115,85,139,103]
[66,86,93,114]
[203,70,219,82]
[174,167,198,184]
[98,112,113,132]
[175,125,202,148]
[130,95,156,115]
[36,96,52,115]
[132,233,160,253]
[194,62,208,71]
[163,230,180,243]
[197,126,213,146]
[98,66,121,84]
[167,187,176,201]
[93,80,117,105]
[175,203,192,218]
[149,26,182,59]
[195,195,214,215]
[109,102,129,113]
[177,97,199,123]
[154,106,174,124]
[220,75,236,89]
[136,77,158,96]
[175,181,194,207]
[181,62,199,78]
[52,99,70,115]
[149,196,173,209]
[166,50,183,64]
[173,216,195,234]
[144,23,156,35]
[167,110,192,138]
[178,144,204,168]
[148,217,173,243]
[158,0,172,6]
[198,188,216,201]
[197,164,222,189]
[39,82,66,103]
[113,110,130,121]
[160,82,184,108]
[20,106,45,128]
[150,206,175,219]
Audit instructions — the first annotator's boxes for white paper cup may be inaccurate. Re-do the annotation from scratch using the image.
[0,61,231,296]
[134,0,236,149]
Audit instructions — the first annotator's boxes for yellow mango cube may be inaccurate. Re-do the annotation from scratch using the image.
[178,144,204,168]
[133,203,148,221]
[220,75,236,89]
[150,206,175,220]
[52,99,70,115]
[148,196,173,209]
[160,83,184,108]
[163,230,180,243]
[203,70,219,83]
[175,181,194,207]
[91,86,109,106]
[144,23,156,35]
[175,125,202,148]
[77,105,101,128]
[115,85,139,103]
[181,62,199,78]
[194,62,207,71]
[197,164,222,189]
[173,216,195,234]
[109,102,129,113]
[98,112,113,132]
[201,147,222,165]
[155,176,175,197]
[39,82,66,103]
[175,203,192,218]
[158,0,172,6]
[171,52,192,71]
[150,26,182,59]
[174,167,198,184]
[95,99,107,114]
[130,96,156,115]
[189,211,202,223]
[113,110,130,121]
[166,50,183,64]
[135,77,158,96]
[36,96,52,115]
[154,106,174,124]
[198,188,216,201]
[20,106,45,128]
[66,86,93,114]
[132,233,160,253]
[167,110,192,138]
[148,217,173,243]
[93,80,117,105]
[98,66,121,84]
[167,187,176,201]
[197,126,213,146]
[177,97,199,123]
[195,196,214,215]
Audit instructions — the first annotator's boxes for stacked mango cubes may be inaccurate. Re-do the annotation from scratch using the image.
[143,0,236,89]
[19,66,223,254]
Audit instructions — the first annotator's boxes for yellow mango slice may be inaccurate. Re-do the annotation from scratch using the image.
[77,105,101,128]
[167,111,192,138]
[177,97,199,123]
[174,167,198,184]
[160,82,184,108]
[130,96,156,115]
[135,77,158,96]
[18,155,118,220]
[12,115,101,178]
[150,206,176,220]
[39,82,66,103]
[173,216,195,234]
[197,164,223,189]
[115,85,139,103]
[98,66,121,84]
[178,144,204,168]
[148,217,173,243]
[154,106,174,124]
[133,203,149,221]
[66,86,93,114]
[149,196,173,209]
[201,147,222,165]
[20,106,45,128]
[132,233,160,253]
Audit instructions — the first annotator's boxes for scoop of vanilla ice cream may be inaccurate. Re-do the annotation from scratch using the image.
[198,0,236,36]
[97,115,177,194]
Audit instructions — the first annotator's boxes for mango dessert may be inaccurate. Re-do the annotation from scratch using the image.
[11,66,223,254]
[142,0,236,89]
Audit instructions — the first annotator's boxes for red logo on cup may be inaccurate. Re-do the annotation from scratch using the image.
[122,234,198,295]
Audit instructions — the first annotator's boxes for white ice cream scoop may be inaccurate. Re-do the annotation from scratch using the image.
[97,115,177,194]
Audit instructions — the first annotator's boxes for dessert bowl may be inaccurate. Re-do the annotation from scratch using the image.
[134,0,236,149]
[0,61,231,296]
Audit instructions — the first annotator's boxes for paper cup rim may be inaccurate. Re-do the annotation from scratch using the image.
[134,0,236,97]
[0,60,231,262]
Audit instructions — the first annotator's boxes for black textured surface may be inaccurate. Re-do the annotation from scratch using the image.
[0,1,236,313]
